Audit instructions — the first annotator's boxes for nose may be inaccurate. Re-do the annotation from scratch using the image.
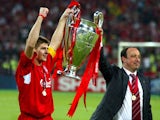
[45,48,48,54]
[136,56,141,62]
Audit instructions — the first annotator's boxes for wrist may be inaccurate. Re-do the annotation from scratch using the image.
[38,14,46,19]
[59,17,67,24]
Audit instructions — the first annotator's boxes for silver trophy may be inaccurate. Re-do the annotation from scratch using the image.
[62,7,103,80]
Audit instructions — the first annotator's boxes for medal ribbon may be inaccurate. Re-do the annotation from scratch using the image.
[128,75,139,94]
[42,66,47,96]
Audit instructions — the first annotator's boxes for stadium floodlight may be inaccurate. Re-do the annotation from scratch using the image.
[118,42,160,67]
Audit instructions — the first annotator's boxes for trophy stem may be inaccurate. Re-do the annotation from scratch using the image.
[64,65,81,80]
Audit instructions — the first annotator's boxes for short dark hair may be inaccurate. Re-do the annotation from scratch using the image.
[121,47,140,58]
[35,35,50,49]
[121,47,129,58]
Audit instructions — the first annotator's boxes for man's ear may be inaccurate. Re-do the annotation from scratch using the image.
[121,56,126,63]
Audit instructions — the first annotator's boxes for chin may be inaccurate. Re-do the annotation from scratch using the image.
[42,58,47,62]
[43,59,47,62]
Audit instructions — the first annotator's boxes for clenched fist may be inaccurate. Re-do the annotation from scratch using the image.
[39,7,49,19]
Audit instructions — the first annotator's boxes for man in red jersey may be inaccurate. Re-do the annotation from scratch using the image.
[15,7,73,120]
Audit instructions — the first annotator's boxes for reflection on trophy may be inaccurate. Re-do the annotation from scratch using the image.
[62,6,103,80]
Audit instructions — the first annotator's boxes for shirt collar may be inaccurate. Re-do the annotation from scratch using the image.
[123,67,137,76]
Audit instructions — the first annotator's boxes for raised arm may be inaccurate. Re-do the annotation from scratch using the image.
[49,8,73,51]
[24,7,49,59]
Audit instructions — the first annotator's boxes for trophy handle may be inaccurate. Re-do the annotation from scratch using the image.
[94,11,104,28]
[63,5,81,80]
[67,5,80,26]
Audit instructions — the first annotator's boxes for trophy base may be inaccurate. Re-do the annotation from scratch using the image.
[65,73,81,80]
[64,65,81,80]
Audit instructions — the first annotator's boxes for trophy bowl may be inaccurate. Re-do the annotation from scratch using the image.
[63,11,103,80]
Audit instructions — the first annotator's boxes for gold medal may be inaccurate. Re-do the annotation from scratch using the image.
[132,95,136,101]
[42,89,47,96]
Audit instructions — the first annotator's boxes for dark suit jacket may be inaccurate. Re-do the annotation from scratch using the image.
[90,48,152,120]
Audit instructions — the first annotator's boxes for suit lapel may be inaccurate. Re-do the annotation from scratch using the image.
[122,69,130,98]
[137,72,148,119]
[137,73,146,97]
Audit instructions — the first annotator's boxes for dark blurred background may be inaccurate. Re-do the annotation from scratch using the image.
[0,0,160,93]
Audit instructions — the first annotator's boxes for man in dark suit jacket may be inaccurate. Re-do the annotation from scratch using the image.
[90,47,152,120]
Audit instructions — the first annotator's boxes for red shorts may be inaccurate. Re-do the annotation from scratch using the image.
[18,112,53,120]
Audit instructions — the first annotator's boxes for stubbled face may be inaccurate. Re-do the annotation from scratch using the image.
[35,43,48,63]
[122,48,141,72]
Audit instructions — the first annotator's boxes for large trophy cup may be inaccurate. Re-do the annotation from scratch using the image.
[62,6,103,80]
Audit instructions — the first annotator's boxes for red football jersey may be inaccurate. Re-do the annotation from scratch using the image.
[15,52,55,118]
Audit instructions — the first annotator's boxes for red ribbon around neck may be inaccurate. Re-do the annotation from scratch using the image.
[128,75,139,94]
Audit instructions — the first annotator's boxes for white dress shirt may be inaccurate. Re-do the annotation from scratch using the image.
[113,68,143,120]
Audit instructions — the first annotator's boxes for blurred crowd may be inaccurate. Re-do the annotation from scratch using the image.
[0,0,160,78]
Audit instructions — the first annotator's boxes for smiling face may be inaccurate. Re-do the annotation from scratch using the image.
[35,43,49,62]
[34,36,50,65]
[121,47,141,72]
